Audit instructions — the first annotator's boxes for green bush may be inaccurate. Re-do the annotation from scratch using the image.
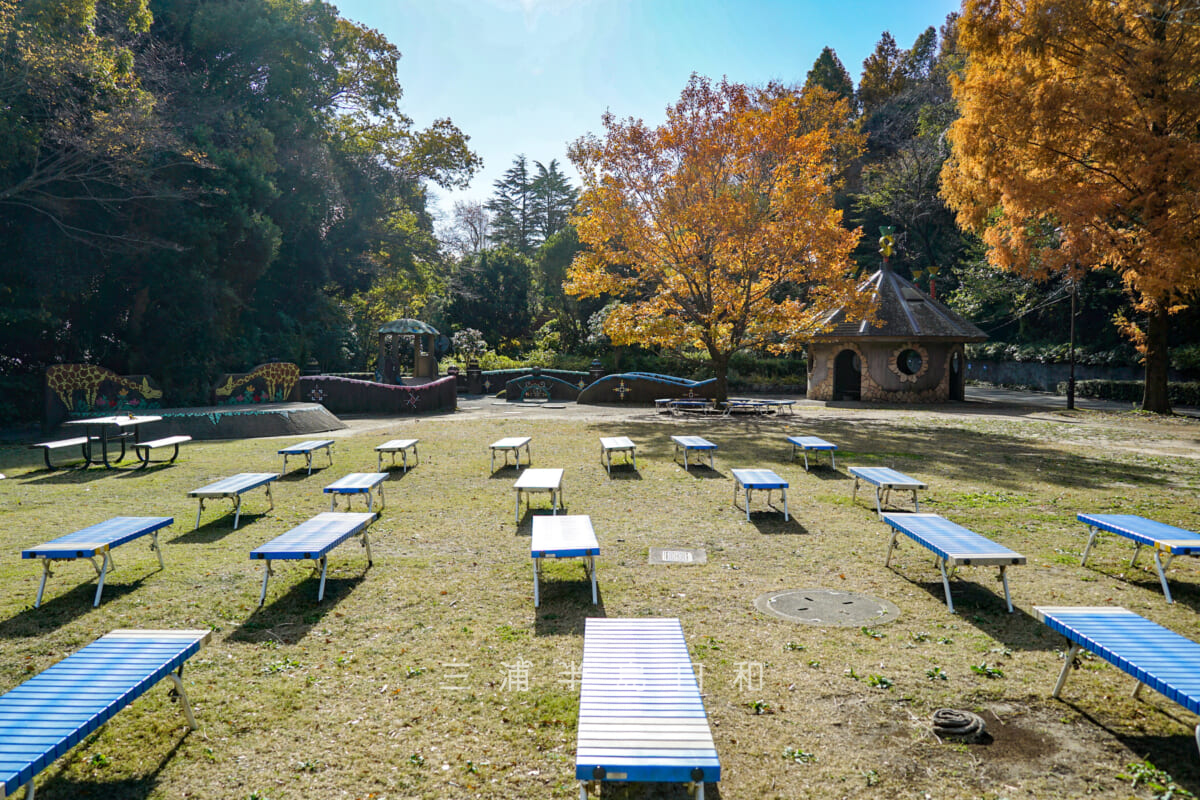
[969,341,1139,367]
[1056,379,1200,406]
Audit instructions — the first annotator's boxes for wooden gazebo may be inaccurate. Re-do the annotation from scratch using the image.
[378,319,440,384]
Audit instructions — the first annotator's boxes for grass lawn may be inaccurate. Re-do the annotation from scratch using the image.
[1,402,1199,799]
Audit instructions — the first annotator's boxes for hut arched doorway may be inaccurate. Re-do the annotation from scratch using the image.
[833,349,861,400]
[949,350,965,401]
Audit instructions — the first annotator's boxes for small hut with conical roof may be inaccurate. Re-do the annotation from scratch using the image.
[807,266,987,403]
[378,319,440,383]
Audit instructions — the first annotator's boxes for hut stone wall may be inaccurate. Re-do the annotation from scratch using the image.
[808,342,965,403]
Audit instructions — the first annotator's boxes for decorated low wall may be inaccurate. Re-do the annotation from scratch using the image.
[214,362,300,405]
[297,375,456,414]
[44,364,164,430]
[504,374,581,402]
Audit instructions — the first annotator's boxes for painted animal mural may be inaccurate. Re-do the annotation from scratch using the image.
[215,362,299,405]
[45,364,163,413]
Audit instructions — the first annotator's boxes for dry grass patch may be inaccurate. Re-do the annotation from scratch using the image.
[0,404,1198,799]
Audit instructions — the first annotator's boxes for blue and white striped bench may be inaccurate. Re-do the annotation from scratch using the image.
[187,473,278,530]
[324,472,388,512]
[1035,606,1200,757]
[786,435,836,470]
[1078,513,1200,604]
[850,466,926,518]
[670,435,717,470]
[22,517,172,608]
[730,468,789,521]
[883,513,1025,613]
[278,439,335,475]
[250,511,376,605]
[0,628,210,799]
[575,618,720,800]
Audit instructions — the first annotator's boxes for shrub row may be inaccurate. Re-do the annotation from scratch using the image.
[1055,379,1200,406]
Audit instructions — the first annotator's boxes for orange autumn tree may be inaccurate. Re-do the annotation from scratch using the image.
[566,75,866,402]
[941,0,1200,414]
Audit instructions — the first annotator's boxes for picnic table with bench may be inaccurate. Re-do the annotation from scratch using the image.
[575,617,720,800]
[532,515,599,607]
[0,628,211,800]
[849,466,927,518]
[187,472,278,530]
[22,516,173,608]
[730,468,789,521]
[883,512,1025,613]
[30,414,165,469]
[278,439,335,475]
[671,435,717,470]
[1078,513,1200,604]
[786,435,837,470]
[490,436,532,471]
[656,398,715,415]
[1036,605,1200,756]
[514,468,564,524]
[324,472,387,512]
[250,511,376,605]
[599,436,636,476]
[376,438,419,472]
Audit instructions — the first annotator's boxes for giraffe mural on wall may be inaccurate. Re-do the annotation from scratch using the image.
[45,365,163,412]
[215,363,300,404]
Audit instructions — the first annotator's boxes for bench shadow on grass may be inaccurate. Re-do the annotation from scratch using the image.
[746,512,810,535]
[895,574,1057,651]
[535,585,605,637]
[679,464,724,479]
[1079,561,1200,616]
[36,735,189,800]
[0,578,149,638]
[515,507,569,535]
[231,571,366,644]
[18,467,118,485]
[169,513,269,544]
[1066,705,1200,789]
[597,782,722,800]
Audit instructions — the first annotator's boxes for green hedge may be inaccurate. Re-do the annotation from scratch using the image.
[970,341,1139,367]
[1056,379,1200,406]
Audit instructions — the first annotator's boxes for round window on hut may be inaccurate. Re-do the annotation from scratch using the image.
[897,349,923,376]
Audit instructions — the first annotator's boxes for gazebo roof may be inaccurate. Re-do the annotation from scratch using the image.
[816,266,987,343]
[378,319,439,336]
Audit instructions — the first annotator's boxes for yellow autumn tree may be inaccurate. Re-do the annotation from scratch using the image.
[941,0,1200,413]
[566,75,867,402]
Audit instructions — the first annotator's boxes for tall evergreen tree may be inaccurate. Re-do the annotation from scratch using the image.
[804,47,855,109]
[486,155,535,254]
[857,32,906,114]
[530,159,578,243]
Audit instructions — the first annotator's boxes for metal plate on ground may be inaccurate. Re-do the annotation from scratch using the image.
[648,547,707,565]
[754,589,900,626]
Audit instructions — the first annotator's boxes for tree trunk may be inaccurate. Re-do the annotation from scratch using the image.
[1141,302,1172,414]
[711,354,730,404]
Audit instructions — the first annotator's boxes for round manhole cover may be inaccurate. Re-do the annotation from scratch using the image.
[754,589,900,626]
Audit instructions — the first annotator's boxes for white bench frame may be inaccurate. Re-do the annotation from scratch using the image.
[134,435,192,467]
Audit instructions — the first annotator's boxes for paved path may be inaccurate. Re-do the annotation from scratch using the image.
[965,385,1200,418]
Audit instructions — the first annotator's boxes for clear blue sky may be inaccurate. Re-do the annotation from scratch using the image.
[331,0,964,222]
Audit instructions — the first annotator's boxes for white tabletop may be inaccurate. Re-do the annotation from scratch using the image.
[600,436,635,449]
[491,436,531,449]
[671,435,717,449]
[514,468,563,490]
[376,438,418,450]
[532,515,598,557]
[64,415,162,428]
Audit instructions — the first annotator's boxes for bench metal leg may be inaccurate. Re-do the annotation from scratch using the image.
[884,529,899,567]
[1152,551,1174,604]
[851,476,859,503]
[317,555,329,601]
[938,558,954,613]
[1053,644,1082,698]
[874,487,883,519]
[281,454,289,474]
[376,483,385,512]
[1080,526,1100,565]
[305,452,313,475]
[782,488,789,521]
[831,451,836,469]
[195,499,205,530]
[588,555,597,604]
[233,495,244,530]
[265,482,275,511]
[330,493,337,511]
[259,561,273,606]
[515,490,521,525]
[533,557,541,607]
[1130,542,1142,568]
[362,532,373,567]
[999,565,1013,612]
[151,531,164,570]
[168,669,198,729]
[912,490,920,512]
[93,551,111,607]
[803,450,809,470]
[35,559,52,608]
[1195,724,1199,757]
